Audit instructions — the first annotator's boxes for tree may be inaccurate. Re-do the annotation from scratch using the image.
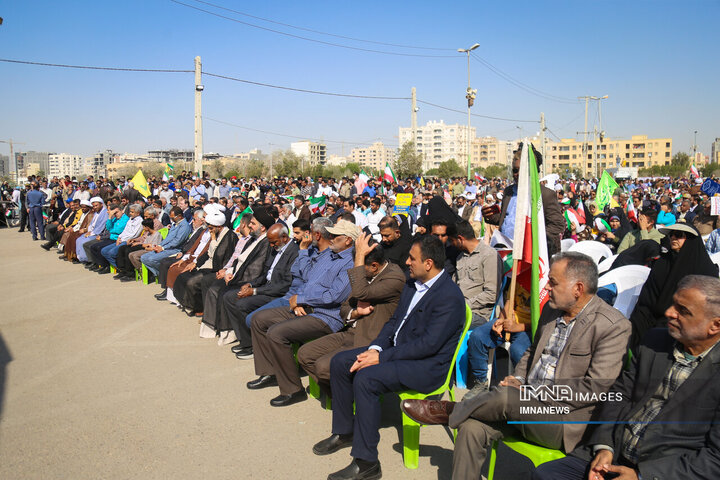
[671,152,690,167]
[483,164,508,179]
[245,159,266,178]
[435,159,464,180]
[394,141,423,178]
[273,150,302,177]
[345,162,360,174]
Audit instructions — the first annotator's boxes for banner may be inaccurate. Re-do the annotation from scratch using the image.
[596,171,619,212]
[393,193,413,215]
[701,178,720,196]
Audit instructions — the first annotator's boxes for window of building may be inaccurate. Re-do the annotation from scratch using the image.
[665,152,670,157]
[626,144,630,149]
[559,154,570,160]
[572,154,577,159]
[666,142,670,148]
[572,145,577,150]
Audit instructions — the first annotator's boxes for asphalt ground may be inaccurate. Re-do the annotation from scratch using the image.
[0,228,464,479]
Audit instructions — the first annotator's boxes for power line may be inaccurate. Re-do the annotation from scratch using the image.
[416,99,538,123]
[204,116,398,147]
[202,72,410,100]
[169,0,458,58]
[187,0,452,52]
[0,58,192,73]
[470,53,580,104]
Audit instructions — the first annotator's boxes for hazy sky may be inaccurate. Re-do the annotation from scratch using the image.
[1,0,718,159]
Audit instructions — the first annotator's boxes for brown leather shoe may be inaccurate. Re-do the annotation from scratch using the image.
[400,399,455,426]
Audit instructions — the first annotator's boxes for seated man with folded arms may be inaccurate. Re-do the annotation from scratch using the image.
[140,205,192,281]
[99,203,144,273]
[297,232,405,396]
[534,274,720,480]
[224,223,299,359]
[113,207,163,280]
[155,209,211,300]
[126,219,163,280]
[400,252,631,480]
[245,219,356,407]
[312,235,465,480]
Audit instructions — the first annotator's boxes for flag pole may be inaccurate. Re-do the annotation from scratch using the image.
[505,259,519,342]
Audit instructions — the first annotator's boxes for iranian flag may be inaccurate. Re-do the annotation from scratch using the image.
[626,200,638,223]
[309,196,327,214]
[512,141,550,337]
[573,200,586,224]
[355,169,369,193]
[691,164,700,179]
[474,172,486,183]
[232,206,253,231]
[383,162,397,184]
[42,210,49,221]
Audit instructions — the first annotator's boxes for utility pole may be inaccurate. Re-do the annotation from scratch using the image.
[693,130,698,161]
[539,113,547,177]
[0,139,26,184]
[578,96,590,178]
[194,56,204,178]
[458,43,479,180]
[411,87,417,146]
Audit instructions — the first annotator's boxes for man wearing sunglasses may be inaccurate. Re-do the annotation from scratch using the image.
[481,142,565,255]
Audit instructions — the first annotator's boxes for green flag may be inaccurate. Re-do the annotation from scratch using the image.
[232,206,253,230]
[309,196,326,214]
[595,171,618,212]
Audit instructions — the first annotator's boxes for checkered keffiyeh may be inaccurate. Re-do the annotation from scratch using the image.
[527,317,576,386]
[621,345,704,464]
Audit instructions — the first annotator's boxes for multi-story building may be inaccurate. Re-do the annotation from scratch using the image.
[470,137,515,170]
[148,149,194,164]
[14,151,52,176]
[712,138,720,165]
[291,141,327,166]
[0,155,8,177]
[545,135,672,177]
[399,120,476,172]
[48,153,84,178]
[349,141,396,171]
[83,150,121,178]
[232,148,268,163]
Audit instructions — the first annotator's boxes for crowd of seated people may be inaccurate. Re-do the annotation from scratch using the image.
[22,148,720,479]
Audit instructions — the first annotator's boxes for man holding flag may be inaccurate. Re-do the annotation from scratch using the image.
[481,143,565,256]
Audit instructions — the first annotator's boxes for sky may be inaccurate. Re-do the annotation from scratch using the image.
[1,0,719,160]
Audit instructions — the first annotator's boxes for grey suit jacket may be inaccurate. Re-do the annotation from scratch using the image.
[514,295,631,452]
[585,328,720,479]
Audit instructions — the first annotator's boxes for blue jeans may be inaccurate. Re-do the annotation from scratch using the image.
[467,321,531,382]
[245,297,290,328]
[141,249,180,275]
[101,241,125,267]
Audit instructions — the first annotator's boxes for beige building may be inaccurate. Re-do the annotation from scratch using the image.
[349,141,396,171]
[545,135,672,177]
[290,141,327,166]
[399,120,476,172]
[470,137,515,170]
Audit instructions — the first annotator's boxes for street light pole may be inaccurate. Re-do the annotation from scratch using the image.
[458,43,479,180]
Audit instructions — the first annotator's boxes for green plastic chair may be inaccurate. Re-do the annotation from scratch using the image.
[141,264,158,285]
[397,303,472,469]
[487,436,565,479]
[159,227,169,239]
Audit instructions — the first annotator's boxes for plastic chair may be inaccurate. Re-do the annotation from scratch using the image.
[560,238,576,252]
[397,303,472,469]
[597,254,618,275]
[567,240,613,265]
[159,227,169,239]
[487,436,565,479]
[141,264,158,285]
[110,265,117,274]
[597,265,651,318]
[454,327,474,389]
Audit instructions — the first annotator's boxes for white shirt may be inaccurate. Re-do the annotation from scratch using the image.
[352,210,369,228]
[266,240,291,281]
[366,209,385,227]
[370,269,444,350]
[316,185,333,197]
[118,215,144,242]
[183,230,211,260]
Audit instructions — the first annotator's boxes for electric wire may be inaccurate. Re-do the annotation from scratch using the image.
[0,58,192,73]
[416,100,538,123]
[170,0,457,58]
[187,0,452,51]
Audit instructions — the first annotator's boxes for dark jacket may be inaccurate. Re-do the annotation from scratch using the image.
[586,328,720,480]
[228,237,272,286]
[487,184,565,255]
[196,228,238,272]
[249,241,300,297]
[370,271,466,393]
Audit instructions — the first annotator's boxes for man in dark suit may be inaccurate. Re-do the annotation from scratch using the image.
[481,142,564,255]
[400,252,631,480]
[225,224,299,358]
[534,274,720,480]
[292,195,311,222]
[312,235,466,480]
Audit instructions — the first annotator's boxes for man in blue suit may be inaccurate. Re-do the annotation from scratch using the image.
[140,206,191,278]
[313,235,466,480]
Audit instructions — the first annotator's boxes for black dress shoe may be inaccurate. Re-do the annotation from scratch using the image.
[234,347,254,360]
[313,434,353,456]
[231,344,244,354]
[120,276,135,282]
[41,243,51,251]
[328,459,382,480]
[154,289,168,299]
[113,273,125,280]
[246,375,278,390]
[97,266,110,275]
[88,264,100,271]
[270,390,308,407]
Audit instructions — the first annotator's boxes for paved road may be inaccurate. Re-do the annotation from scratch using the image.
[0,229,455,479]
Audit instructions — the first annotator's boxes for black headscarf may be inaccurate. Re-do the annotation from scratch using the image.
[628,226,718,349]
